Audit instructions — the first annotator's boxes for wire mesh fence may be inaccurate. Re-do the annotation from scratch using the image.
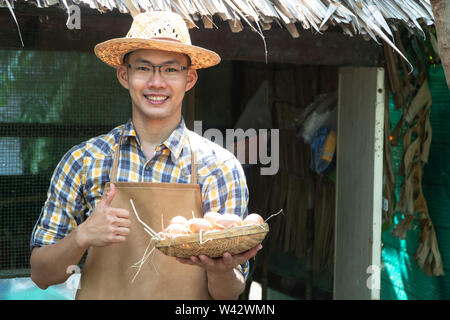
[0,48,131,277]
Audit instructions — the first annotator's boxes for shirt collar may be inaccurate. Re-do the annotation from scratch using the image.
[123,119,137,139]
[161,118,188,162]
[123,117,188,162]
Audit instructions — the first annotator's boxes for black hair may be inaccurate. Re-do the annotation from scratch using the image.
[123,52,132,65]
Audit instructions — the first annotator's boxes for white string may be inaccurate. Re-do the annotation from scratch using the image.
[129,199,160,239]
[130,239,158,283]
[264,209,284,223]
[199,229,213,245]
[128,198,165,282]
[149,246,159,276]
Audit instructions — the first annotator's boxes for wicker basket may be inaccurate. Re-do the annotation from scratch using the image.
[155,223,269,258]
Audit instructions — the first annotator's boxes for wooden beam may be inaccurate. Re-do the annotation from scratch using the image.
[191,26,381,66]
[0,5,381,66]
[0,6,132,51]
[0,123,114,137]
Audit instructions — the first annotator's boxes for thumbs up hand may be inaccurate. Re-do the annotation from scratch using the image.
[99,182,118,208]
[75,183,131,249]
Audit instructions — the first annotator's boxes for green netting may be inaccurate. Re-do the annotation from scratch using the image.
[381,64,450,300]
[0,49,131,276]
[423,65,450,299]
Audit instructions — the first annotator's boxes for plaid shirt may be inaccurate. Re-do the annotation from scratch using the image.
[31,118,250,278]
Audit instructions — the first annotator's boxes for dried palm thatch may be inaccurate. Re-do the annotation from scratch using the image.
[383,26,444,277]
[2,0,435,63]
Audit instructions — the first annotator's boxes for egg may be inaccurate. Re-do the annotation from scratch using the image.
[214,213,242,229]
[163,223,191,236]
[242,213,264,226]
[187,218,214,233]
[169,216,188,226]
[203,211,222,226]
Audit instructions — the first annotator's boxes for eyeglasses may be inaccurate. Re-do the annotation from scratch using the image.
[127,63,188,81]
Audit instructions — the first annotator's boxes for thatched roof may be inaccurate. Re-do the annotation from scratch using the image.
[2,0,435,62]
[3,0,435,36]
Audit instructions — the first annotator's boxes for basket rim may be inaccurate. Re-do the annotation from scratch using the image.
[155,223,269,248]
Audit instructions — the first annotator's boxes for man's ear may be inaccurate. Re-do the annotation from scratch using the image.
[116,65,130,90]
[185,69,198,92]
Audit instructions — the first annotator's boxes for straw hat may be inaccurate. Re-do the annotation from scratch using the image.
[94,11,221,69]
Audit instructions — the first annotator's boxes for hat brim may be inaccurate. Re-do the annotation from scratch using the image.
[94,38,221,69]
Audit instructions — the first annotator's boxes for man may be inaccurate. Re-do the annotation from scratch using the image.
[30,11,262,299]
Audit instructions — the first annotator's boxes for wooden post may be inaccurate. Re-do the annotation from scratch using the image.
[185,88,195,131]
[334,67,384,300]
[305,175,315,300]
[261,248,269,300]
[430,0,450,89]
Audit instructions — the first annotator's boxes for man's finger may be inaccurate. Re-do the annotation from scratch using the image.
[114,227,131,236]
[221,252,234,267]
[176,244,263,270]
[198,255,216,268]
[101,183,116,207]
[190,256,201,264]
[110,235,127,243]
[114,217,131,227]
[113,209,130,219]
[232,244,262,264]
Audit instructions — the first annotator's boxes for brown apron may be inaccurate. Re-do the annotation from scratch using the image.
[76,127,211,300]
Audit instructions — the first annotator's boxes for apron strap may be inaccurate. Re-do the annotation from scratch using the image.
[186,131,198,185]
[110,125,126,183]
[110,122,198,185]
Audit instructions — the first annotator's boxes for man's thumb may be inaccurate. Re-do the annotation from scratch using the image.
[102,183,116,207]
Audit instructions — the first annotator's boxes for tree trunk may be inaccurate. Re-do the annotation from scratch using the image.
[431,0,450,89]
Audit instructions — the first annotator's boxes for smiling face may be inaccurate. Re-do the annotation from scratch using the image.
[116,49,197,124]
